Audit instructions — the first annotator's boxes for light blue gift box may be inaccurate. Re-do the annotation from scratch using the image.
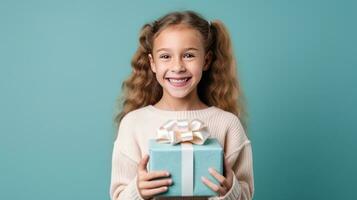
[148,138,223,197]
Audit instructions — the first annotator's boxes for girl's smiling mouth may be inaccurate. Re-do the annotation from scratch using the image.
[165,77,192,88]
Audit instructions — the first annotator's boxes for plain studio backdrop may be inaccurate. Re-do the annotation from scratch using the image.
[0,0,356,199]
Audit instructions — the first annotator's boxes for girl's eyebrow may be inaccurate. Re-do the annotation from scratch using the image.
[156,47,199,53]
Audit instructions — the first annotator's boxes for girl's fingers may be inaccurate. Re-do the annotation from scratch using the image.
[138,178,172,189]
[201,176,227,196]
[208,167,229,189]
[143,170,170,181]
[141,186,168,197]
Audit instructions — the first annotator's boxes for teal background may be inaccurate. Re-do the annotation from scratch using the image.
[0,0,356,199]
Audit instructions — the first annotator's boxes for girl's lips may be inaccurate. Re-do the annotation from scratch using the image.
[165,77,192,88]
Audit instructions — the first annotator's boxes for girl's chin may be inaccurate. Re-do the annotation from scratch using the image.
[167,91,191,99]
[163,88,194,99]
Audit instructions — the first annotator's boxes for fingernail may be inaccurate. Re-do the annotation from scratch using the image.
[168,179,172,184]
[166,172,170,176]
[201,176,205,181]
[208,168,213,173]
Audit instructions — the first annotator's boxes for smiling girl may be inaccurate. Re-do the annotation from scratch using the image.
[110,10,254,200]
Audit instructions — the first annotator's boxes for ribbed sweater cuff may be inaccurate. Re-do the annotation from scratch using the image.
[221,175,241,200]
[126,175,145,200]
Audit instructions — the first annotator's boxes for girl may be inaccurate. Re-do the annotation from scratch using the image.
[110,10,254,200]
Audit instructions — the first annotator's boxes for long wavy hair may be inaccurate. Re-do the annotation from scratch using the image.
[114,10,248,136]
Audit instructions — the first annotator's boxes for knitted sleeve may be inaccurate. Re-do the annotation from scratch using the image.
[209,115,255,200]
[109,114,145,200]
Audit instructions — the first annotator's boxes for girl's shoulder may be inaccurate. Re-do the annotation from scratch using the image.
[210,106,241,124]
[210,107,246,136]
[120,105,152,123]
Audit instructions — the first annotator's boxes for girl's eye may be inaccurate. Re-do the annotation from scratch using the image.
[183,53,195,58]
[159,54,170,59]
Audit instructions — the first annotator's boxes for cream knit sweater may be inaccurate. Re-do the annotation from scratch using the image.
[110,105,254,200]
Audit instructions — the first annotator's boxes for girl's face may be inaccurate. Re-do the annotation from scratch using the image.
[149,25,211,101]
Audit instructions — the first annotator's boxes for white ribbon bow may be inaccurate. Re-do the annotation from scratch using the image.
[156,119,210,145]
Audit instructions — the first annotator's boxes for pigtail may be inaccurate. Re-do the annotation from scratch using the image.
[114,23,162,130]
[205,20,248,131]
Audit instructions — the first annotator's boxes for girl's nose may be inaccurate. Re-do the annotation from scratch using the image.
[170,58,186,72]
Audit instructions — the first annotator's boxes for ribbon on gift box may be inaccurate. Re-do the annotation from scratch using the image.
[156,119,210,145]
[156,119,210,196]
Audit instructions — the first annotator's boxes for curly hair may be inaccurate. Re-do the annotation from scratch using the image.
[114,10,248,134]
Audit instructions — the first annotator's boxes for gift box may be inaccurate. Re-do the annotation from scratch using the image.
[148,119,223,197]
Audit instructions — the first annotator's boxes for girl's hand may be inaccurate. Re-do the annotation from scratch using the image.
[201,157,234,197]
[137,154,173,200]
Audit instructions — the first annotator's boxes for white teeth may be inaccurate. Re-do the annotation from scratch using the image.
[169,78,188,83]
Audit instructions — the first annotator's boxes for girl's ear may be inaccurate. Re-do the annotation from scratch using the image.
[203,51,213,71]
[148,53,156,73]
